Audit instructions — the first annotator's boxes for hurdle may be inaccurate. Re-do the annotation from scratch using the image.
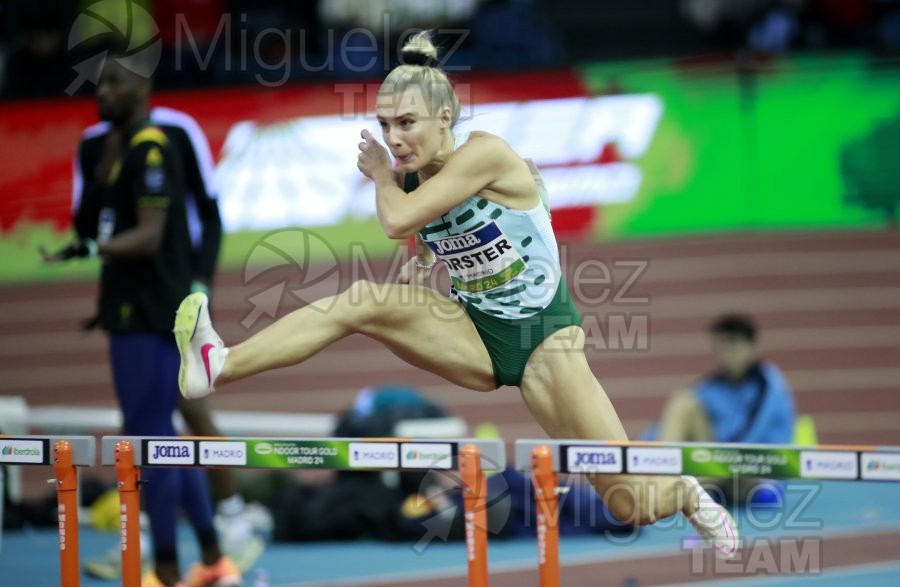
[515,439,900,587]
[0,435,96,587]
[101,435,506,587]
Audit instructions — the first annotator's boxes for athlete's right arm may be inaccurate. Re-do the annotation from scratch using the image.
[361,131,511,239]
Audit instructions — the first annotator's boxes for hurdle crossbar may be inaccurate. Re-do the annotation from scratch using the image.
[514,439,900,481]
[101,436,506,587]
[517,439,900,587]
[0,435,96,587]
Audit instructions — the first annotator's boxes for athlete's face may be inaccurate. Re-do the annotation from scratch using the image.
[376,87,451,172]
[96,60,148,124]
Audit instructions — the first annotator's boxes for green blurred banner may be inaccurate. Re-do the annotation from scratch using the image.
[583,54,900,237]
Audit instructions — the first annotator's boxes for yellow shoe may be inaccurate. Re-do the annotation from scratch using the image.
[141,570,186,587]
[184,556,242,587]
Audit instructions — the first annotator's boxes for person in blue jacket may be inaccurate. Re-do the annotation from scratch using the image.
[649,313,796,504]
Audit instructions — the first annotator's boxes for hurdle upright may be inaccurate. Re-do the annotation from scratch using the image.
[0,435,96,587]
[102,435,506,587]
[516,439,900,587]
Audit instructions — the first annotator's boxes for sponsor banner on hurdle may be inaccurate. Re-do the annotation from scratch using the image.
[562,445,623,474]
[140,439,406,469]
[629,447,682,474]
[682,447,801,479]
[515,440,900,482]
[245,440,439,469]
[401,442,454,469]
[247,440,453,469]
[0,437,48,464]
[121,438,497,470]
[799,450,858,480]
[146,440,196,465]
[0,436,95,466]
[560,444,803,478]
[861,452,900,481]
[199,441,247,466]
[246,440,349,468]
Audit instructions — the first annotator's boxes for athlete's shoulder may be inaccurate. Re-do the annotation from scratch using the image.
[150,105,215,164]
[463,130,508,148]
[150,107,199,139]
[454,131,516,162]
[81,120,111,141]
[151,106,199,127]
[78,121,112,155]
[130,125,169,148]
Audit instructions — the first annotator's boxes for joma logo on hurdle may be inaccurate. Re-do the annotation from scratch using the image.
[152,445,191,459]
[574,452,618,467]
[148,441,194,464]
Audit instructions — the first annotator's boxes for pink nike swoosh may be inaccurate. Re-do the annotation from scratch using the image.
[714,511,737,556]
[201,343,215,385]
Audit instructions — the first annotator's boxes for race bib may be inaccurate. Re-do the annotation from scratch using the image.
[427,222,527,293]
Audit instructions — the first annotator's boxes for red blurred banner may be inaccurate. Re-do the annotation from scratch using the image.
[0,70,595,234]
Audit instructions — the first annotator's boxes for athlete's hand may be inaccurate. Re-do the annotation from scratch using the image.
[38,243,68,264]
[357,129,392,183]
[397,256,429,285]
[38,238,98,263]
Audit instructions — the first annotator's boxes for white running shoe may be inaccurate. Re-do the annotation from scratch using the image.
[683,476,740,559]
[174,292,227,399]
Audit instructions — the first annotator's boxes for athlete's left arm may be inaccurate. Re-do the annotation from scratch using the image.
[173,119,222,284]
[360,130,513,239]
[98,140,171,258]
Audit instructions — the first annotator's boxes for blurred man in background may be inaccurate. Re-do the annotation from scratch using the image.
[39,50,245,587]
[648,313,796,504]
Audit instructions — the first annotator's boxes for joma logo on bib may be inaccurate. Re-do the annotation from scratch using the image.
[433,234,481,254]
[428,223,526,293]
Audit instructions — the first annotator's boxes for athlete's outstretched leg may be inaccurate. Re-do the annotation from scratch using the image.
[175,281,495,398]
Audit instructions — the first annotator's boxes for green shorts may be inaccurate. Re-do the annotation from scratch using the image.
[463,279,583,388]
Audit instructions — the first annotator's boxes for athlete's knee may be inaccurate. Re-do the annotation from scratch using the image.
[338,280,394,326]
[629,500,660,527]
[601,479,662,527]
[334,280,373,324]
[610,497,658,527]
[343,279,374,302]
